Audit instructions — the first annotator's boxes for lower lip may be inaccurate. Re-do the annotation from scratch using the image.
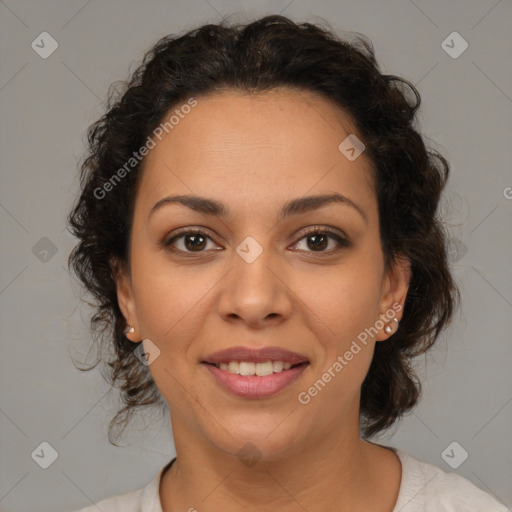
[202,363,309,398]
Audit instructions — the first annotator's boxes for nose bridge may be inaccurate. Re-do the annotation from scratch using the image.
[232,233,278,297]
[218,233,291,324]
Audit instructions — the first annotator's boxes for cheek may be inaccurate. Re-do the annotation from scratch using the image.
[302,254,383,341]
[295,249,384,397]
[129,253,210,404]
[130,249,217,350]
[298,278,380,410]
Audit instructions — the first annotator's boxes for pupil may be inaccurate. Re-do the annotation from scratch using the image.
[186,234,206,251]
[309,234,327,251]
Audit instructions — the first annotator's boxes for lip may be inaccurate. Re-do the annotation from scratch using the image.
[202,346,309,365]
[203,362,309,398]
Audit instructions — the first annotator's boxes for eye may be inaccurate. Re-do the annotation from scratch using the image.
[163,229,219,254]
[163,226,351,255]
[293,227,351,254]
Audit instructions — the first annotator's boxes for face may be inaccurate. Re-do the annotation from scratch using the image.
[115,88,410,461]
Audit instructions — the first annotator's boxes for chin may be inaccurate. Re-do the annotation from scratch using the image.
[201,414,307,464]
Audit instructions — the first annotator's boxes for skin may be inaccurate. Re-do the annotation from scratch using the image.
[115,88,411,511]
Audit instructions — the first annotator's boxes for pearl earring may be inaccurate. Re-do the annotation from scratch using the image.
[385,318,400,335]
[124,325,135,335]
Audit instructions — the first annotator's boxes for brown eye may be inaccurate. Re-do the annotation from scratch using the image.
[182,233,207,251]
[294,228,351,254]
[306,233,329,251]
[164,230,217,253]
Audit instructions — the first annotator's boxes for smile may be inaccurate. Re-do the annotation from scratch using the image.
[202,361,309,398]
[212,360,295,376]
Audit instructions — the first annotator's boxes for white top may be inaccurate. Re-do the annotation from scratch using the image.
[73,447,508,511]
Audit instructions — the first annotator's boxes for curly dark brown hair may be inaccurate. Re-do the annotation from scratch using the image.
[67,14,459,445]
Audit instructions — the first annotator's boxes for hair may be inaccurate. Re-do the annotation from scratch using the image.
[68,14,459,444]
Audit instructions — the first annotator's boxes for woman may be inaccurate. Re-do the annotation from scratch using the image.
[68,15,507,512]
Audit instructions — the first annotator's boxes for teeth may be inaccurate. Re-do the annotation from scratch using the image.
[256,361,274,376]
[273,361,284,372]
[239,361,256,376]
[215,360,299,376]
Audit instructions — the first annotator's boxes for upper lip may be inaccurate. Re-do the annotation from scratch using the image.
[202,346,309,365]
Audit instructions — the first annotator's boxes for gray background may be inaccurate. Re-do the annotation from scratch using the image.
[0,0,511,511]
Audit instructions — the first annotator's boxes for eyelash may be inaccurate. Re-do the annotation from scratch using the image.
[163,227,351,256]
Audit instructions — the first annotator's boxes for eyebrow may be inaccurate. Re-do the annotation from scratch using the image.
[148,192,368,224]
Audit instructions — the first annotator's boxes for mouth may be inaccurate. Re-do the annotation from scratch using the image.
[202,360,309,376]
[200,346,310,398]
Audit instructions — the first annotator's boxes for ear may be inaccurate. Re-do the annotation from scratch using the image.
[375,254,411,342]
[111,257,140,343]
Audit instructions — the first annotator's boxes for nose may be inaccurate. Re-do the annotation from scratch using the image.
[217,241,293,329]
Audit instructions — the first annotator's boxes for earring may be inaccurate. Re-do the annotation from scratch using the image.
[384,318,400,335]
[124,325,135,335]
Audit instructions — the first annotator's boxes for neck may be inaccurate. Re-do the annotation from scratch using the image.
[160,421,401,512]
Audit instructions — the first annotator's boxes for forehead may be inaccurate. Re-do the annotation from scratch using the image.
[136,88,376,220]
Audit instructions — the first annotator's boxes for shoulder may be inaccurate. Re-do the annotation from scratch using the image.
[70,458,175,512]
[392,448,508,512]
[72,488,143,512]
